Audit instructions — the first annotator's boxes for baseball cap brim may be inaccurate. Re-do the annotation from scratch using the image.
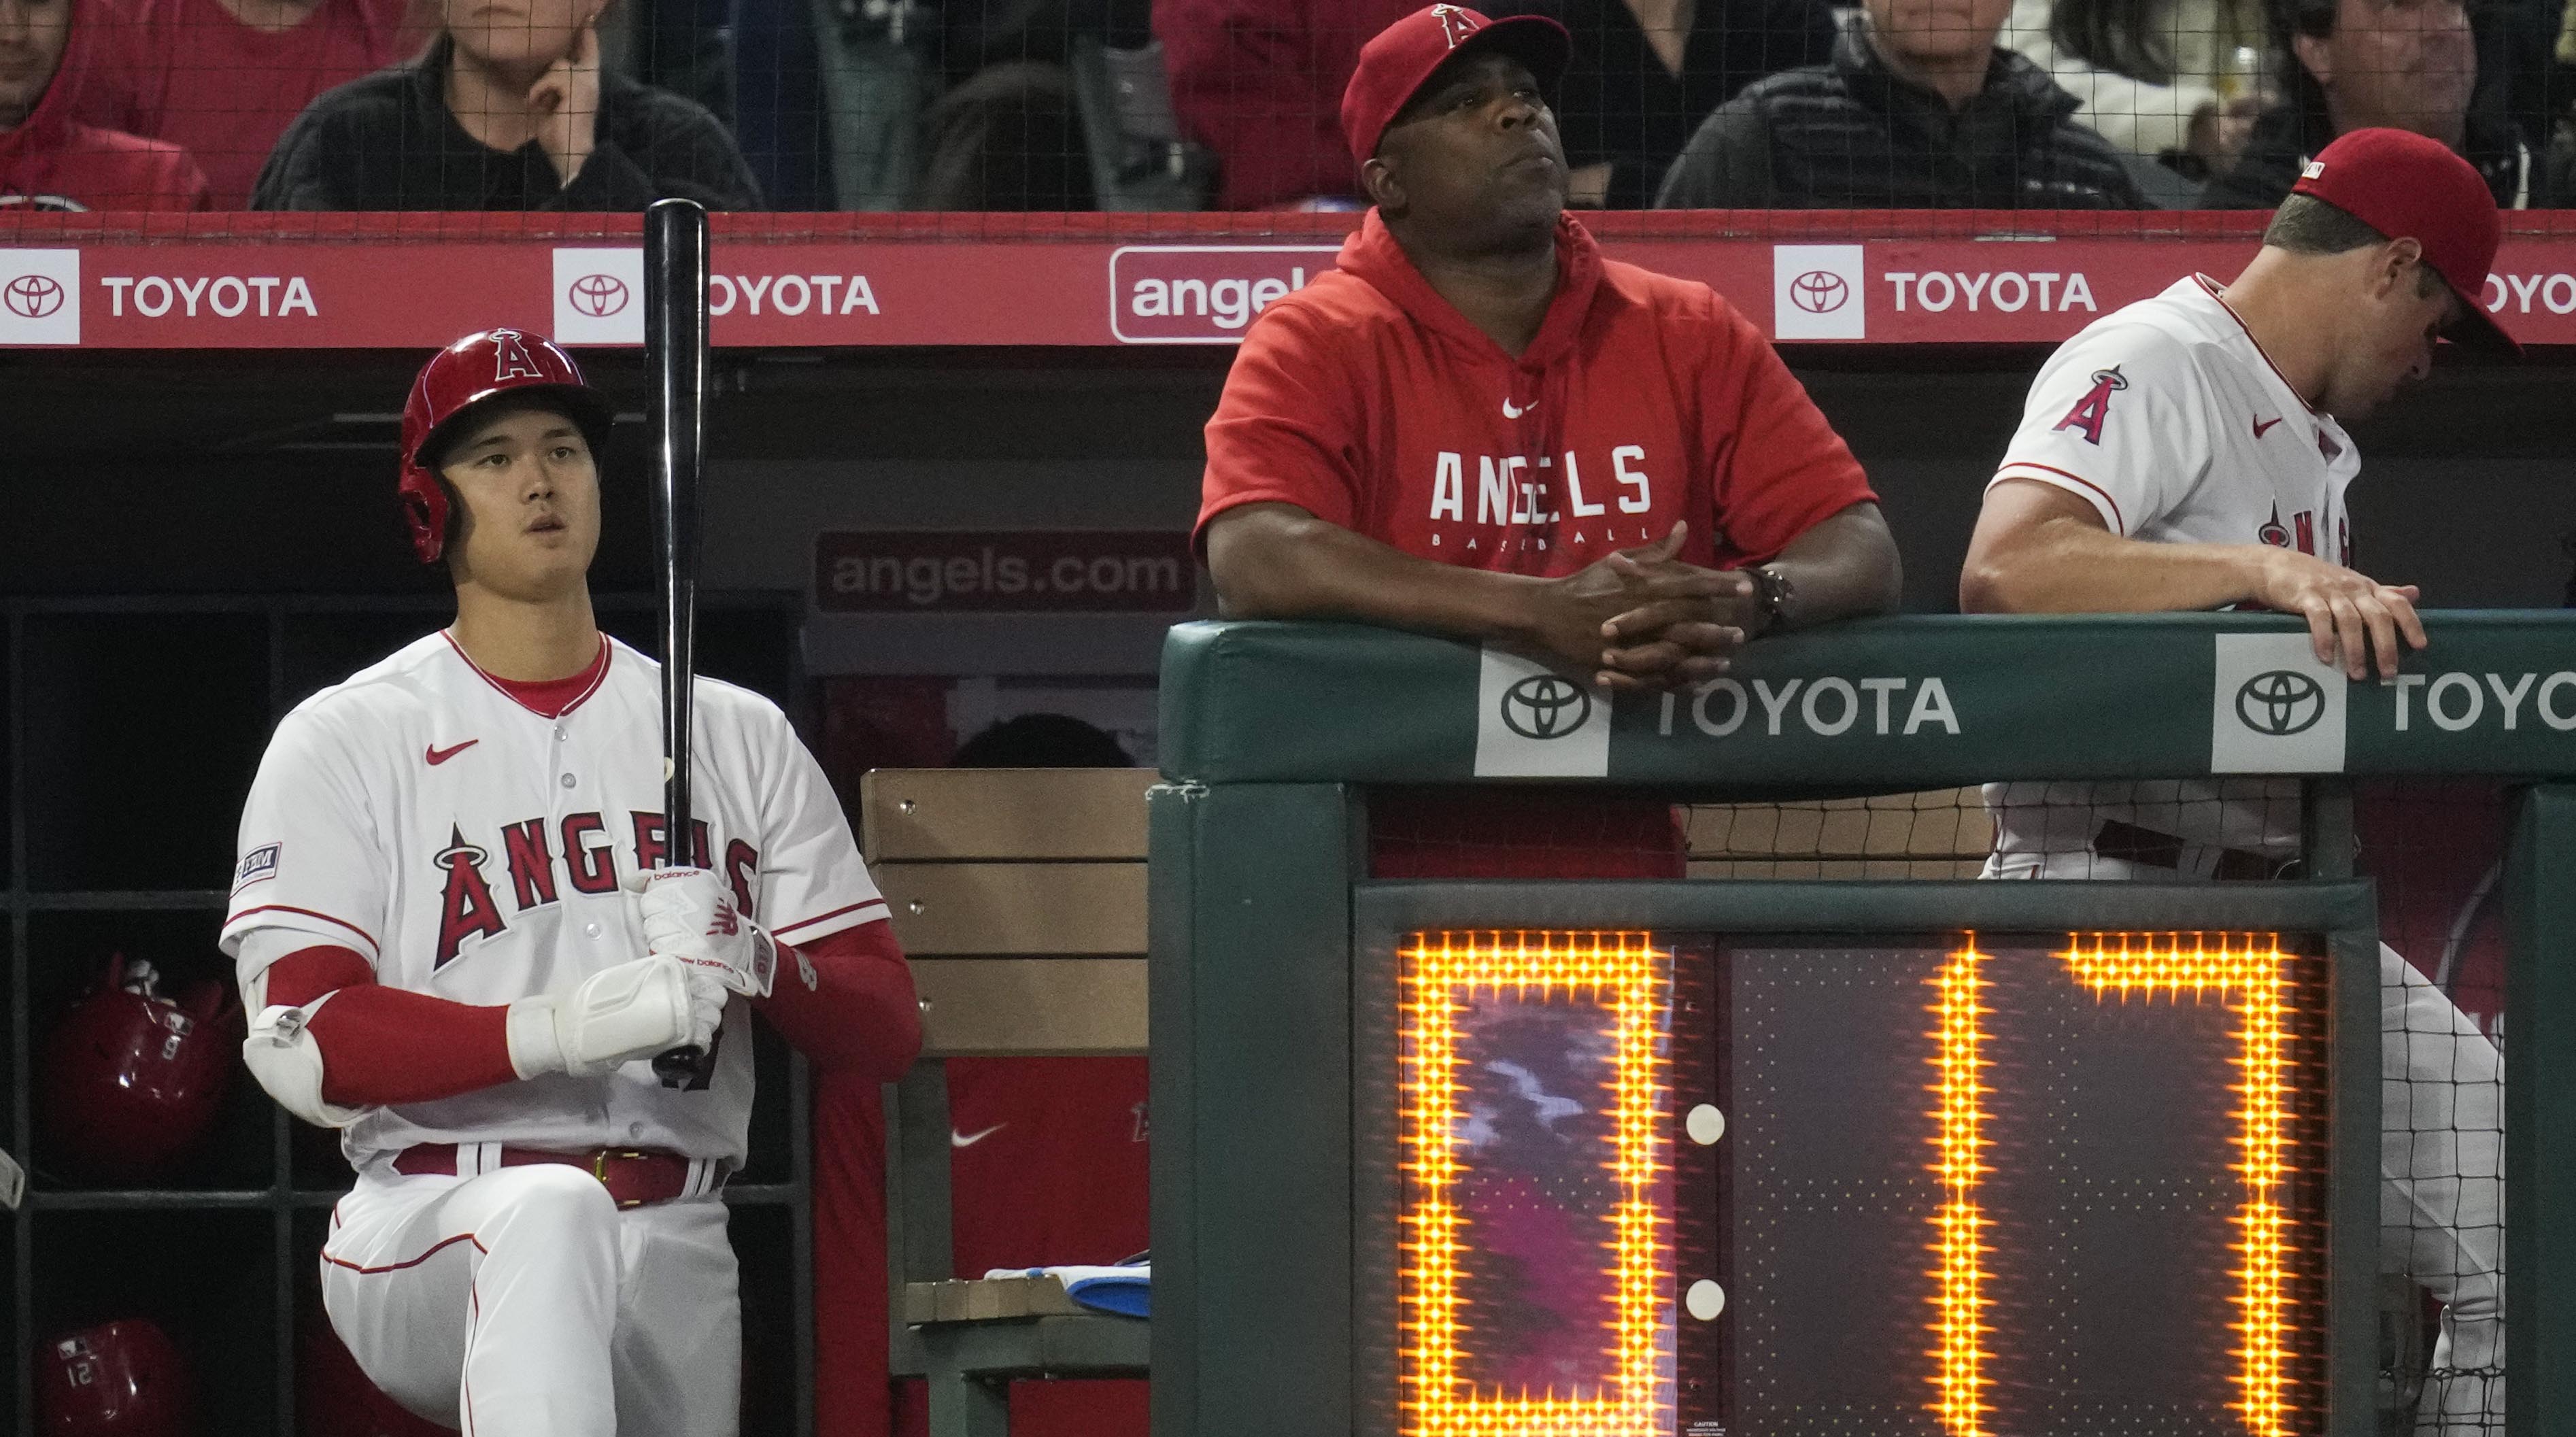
[2442,284,2519,356]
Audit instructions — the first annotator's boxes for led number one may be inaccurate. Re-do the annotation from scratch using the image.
[1928,933,2299,1437]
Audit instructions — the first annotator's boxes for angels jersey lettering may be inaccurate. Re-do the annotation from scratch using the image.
[1196,210,1874,572]
[220,633,885,1169]
[1985,275,2365,860]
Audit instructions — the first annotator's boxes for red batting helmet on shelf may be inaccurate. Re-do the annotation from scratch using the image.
[36,1319,199,1437]
[38,954,242,1185]
[399,328,615,564]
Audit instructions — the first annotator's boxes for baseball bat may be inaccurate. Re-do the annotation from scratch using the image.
[645,197,711,1090]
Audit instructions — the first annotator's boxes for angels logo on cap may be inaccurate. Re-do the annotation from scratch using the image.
[1431,3,1482,45]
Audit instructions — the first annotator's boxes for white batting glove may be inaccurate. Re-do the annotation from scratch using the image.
[506,955,719,1080]
[630,866,777,999]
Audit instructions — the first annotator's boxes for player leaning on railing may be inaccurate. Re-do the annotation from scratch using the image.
[1961,129,2509,1432]
[220,329,918,1435]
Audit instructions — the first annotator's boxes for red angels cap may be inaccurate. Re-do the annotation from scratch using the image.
[1341,4,1572,171]
[2290,126,2515,354]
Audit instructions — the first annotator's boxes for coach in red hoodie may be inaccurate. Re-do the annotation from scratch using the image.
[1,0,207,209]
[1198,4,1899,875]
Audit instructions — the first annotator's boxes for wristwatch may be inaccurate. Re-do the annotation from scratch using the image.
[1748,564,1795,632]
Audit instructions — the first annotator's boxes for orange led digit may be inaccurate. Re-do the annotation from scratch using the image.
[1398,931,1670,1437]
[1927,942,1994,1436]
[1927,932,2300,1437]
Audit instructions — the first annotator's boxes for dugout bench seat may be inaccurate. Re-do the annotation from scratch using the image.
[867,768,1157,1437]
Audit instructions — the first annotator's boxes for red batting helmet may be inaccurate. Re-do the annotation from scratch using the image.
[38,955,241,1185]
[399,328,614,563]
[37,1319,199,1437]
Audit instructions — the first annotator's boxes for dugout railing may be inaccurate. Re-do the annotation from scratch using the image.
[1148,612,2575,1437]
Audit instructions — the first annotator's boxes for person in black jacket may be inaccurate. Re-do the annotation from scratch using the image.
[1654,0,2146,207]
[250,0,760,211]
[2199,0,2555,209]
[1480,0,1837,208]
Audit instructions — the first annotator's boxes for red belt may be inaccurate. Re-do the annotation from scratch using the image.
[390,1144,723,1209]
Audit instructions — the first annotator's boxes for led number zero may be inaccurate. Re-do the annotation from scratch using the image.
[1397,930,1671,1437]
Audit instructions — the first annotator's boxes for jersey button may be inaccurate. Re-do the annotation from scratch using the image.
[559,773,576,789]
[585,922,603,939]
[554,726,569,741]
[627,1122,646,1140]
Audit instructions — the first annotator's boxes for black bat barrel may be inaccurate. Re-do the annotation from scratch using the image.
[645,197,711,1089]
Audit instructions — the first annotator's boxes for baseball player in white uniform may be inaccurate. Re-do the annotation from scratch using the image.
[222,329,921,1435]
[1962,129,2509,1432]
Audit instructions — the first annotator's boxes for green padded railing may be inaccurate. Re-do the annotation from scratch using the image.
[1159,612,2576,787]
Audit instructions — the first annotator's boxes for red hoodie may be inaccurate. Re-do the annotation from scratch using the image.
[1156,0,1419,209]
[1,0,207,211]
[75,0,411,209]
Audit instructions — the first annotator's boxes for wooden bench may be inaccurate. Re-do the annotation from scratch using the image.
[866,768,1157,1437]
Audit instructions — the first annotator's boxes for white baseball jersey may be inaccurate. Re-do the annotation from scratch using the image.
[220,631,885,1170]
[1985,274,2364,862]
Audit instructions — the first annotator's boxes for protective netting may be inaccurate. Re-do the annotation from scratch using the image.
[1369,775,2506,1431]
[3,0,2571,227]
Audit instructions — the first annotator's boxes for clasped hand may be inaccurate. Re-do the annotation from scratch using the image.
[1533,522,1765,690]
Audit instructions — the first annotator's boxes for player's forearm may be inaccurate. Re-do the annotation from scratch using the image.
[262,946,521,1106]
[1205,503,1548,645]
[752,922,922,1082]
[1759,503,1902,630]
[1960,519,2267,615]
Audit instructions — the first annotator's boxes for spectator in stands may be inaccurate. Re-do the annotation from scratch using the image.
[250,0,761,209]
[1157,0,1414,207]
[2,0,209,207]
[2199,0,2556,207]
[73,0,413,209]
[1159,0,1835,208]
[1476,0,1838,207]
[1656,0,2148,205]
[2001,0,2268,173]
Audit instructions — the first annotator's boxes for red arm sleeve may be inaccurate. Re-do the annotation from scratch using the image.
[753,921,921,1083]
[1196,304,1366,552]
[263,945,520,1107]
[1699,296,1878,566]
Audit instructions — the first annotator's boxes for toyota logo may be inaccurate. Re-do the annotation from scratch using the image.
[1501,675,1592,740]
[4,273,65,319]
[2235,670,2325,737]
[1789,270,1848,314]
[567,273,630,318]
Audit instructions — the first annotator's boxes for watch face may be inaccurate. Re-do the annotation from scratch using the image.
[1756,566,1791,616]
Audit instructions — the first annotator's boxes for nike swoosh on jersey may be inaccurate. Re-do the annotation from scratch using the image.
[1502,399,1528,419]
[425,739,480,766]
[951,1123,1007,1149]
[2252,416,2284,439]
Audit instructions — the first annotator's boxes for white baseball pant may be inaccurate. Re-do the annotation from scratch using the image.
[1988,849,2505,1434]
[320,1163,741,1436]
